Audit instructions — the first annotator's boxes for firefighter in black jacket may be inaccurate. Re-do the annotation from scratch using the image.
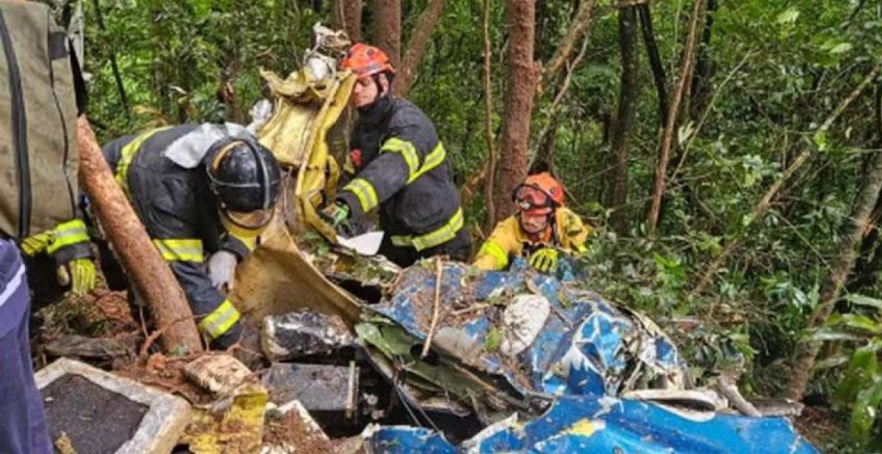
[323,43,470,267]
[100,123,281,352]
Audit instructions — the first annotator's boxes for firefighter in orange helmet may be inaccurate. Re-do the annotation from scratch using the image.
[473,172,592,273]
[322,43,469,266]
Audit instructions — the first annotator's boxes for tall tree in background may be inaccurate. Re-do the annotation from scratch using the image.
[372,0,401,68]
[333,0,363,41]
[601,5,640,235]
[638,3,667,127]
[493,0,539,222]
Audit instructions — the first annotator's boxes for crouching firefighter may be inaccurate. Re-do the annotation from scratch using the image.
[321,43,470,267]
[473,172,592,274]
[99,123,281,353]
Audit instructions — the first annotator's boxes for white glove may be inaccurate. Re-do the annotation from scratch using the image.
[206,250,238,291]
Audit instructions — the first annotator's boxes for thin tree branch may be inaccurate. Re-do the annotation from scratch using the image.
[692,63,882,297]
[647,0,705,233]
[541,0,596,89]
[91,0,130,120]
[395,0,447,97]
[482,0,498,232]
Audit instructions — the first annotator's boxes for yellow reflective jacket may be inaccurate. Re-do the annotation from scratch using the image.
[473,207,592,271]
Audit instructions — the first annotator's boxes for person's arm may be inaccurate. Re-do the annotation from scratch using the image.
[336,121,428,217]
[152,237,241,342]
[473,218,522,271]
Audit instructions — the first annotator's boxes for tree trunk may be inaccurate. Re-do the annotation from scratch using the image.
[647,0,705,234]
[689,0,717,120]
[395,0,446,97]
[493,0,539,222]
[372,0,401,69]
[602,6,639,235]
[77,117,203,354]
[332,0,362,41]
[638,3,668,127]
[787,124,882,401]
[848,83,882,293]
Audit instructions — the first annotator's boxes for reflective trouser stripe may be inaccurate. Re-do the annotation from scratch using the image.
[342,178,379,213]
[197,299,241,340]
[478,240,509,270]
[153,239,204,263]
[390,208,464,252]
[45,219,89,254]
[116,127,172,198]
[0,263,25,310]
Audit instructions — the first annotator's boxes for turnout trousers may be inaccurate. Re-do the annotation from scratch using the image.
[0,239,52,454]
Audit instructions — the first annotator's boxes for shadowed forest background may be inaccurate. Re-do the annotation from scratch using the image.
[65,0,882,450]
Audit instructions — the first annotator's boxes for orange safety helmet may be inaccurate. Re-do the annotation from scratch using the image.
[341,43,396,80]
[513,172,565,216]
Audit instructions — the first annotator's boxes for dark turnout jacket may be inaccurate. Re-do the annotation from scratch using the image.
[338,96,468,266]
[101,124,256,341]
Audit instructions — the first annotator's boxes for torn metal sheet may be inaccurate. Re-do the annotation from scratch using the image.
[365,395,817,453]
[363,261,687,407]
[261,310,353,361]
[263,362,358,412]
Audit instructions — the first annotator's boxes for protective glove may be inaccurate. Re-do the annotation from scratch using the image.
[529,247,559,274]
[56,258,98,296]
[22,219,97,295]
[206,250,238,291]
[320,201,350,227]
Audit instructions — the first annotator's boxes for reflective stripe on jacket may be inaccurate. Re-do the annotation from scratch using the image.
[473,207,592,271]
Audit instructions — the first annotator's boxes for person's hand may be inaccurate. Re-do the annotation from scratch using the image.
[23,219,97,294]
[321,201,350,227]
[56,258,98,296]
[206,250,238,291]
[529,247,559,274]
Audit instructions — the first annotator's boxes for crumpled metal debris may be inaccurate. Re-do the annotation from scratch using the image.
[359,394,817,453]
[261,310,353,361]
[358,261,688,421]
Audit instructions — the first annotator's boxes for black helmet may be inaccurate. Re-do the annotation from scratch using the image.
[205,138,281,232]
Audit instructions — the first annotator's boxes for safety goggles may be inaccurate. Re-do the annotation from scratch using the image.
[513,184,555,213]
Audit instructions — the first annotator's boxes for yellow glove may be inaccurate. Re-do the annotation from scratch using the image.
[21,230,52,256]
[65,258,97,296]
[22,219,97,295]
[529,247,559,274]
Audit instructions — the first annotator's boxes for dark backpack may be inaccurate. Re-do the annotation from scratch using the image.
[0,0,81,239]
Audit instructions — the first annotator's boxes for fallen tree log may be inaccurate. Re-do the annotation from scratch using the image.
[77,116,203,354]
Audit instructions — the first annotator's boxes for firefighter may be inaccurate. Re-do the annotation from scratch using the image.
[321,43,470,267]
[473,172,592,273]
[99,123,281,354]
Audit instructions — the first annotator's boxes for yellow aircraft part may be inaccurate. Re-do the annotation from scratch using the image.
[181,384,268,454]
[230,62,361,326]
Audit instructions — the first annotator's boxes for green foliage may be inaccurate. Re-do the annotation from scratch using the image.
[819,296,882,448]
[79,1,882,447]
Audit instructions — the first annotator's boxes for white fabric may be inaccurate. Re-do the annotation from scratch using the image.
[163,122,255,169]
